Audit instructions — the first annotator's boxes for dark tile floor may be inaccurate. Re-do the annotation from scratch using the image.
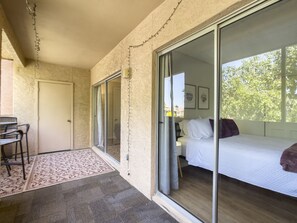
[0,171,178,223]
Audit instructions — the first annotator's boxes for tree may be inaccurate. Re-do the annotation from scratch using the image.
[222,45,297,123]
[221,49,282,122]
[285,45,297,123]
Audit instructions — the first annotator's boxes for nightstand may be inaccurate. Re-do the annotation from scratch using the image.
[176,141,183,178]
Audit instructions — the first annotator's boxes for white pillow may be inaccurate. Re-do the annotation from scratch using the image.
[179,119,189,136]
[187,118,213,139]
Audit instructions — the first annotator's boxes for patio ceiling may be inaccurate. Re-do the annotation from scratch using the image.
[0,0,165,69]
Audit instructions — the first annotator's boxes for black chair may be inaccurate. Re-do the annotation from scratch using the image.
[0,130,26,180]
[0,116,18,161]
[14,124,30,164]
[0,116,17,132]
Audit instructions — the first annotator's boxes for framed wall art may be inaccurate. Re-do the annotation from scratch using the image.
[184,84,196,109]
[198,86,209,110]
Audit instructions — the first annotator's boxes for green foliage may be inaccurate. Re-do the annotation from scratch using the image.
[221,49,283,122]
[285,45,297,123]
[222,45,297,123]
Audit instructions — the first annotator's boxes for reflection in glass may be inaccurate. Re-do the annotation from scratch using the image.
[222,50,282,122]
[219,1,297,222]
[164,73,185,118]
[94,84,105,151]
[106,77,121,162]
[286,45,297,123]
[159,32,214,223]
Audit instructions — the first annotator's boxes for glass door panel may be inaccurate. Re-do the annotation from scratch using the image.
[106,76,121,162]
[219,1,297,222]
[94,84,106,152]
[158,31,215,222]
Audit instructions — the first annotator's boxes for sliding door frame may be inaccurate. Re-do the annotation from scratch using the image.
[92,71,121,163]
[155,0,281,223]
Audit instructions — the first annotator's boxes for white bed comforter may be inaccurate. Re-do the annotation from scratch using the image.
[178,134,297,197]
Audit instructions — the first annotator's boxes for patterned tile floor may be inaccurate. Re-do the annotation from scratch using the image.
[0,157,35,198]
[0,171,178,223]
[27,149,114,190]
[1,149,114,198]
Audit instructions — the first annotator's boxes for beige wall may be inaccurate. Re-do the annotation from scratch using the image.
[1,59,13,115]
[91,0,254,198]
[0,4,25,115]
[14,60,90,155]
[0,5,25,66]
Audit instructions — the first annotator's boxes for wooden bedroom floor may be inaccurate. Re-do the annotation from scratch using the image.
[170,165,297,223]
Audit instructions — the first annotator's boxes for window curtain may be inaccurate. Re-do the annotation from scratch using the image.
[159,52,179,195]
[96,85,104,148]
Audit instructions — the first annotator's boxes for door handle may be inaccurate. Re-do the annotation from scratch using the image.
[67,120,71,123]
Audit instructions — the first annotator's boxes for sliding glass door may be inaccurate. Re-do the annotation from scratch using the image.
[94,75,121,162]
[158,1,297,222]
[94,84,106,151]
[159,31,215,223]
[218,1,297,222]
[106,76,121,162]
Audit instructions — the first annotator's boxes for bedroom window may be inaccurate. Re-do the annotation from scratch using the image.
[219,0,297,127]
[221,49,282,122]
[222,44,297,123]
[285,44,297,123]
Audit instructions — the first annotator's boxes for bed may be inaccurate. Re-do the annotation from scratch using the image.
[177,119,297,198]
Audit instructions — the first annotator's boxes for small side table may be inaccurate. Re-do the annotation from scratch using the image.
[176,141,183,178]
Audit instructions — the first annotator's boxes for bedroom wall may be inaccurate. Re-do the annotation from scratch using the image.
[235,120,265,136]
[235,119,297,140]
[90,0,254,198]
[172,51,214,119]
[14,60,91,155]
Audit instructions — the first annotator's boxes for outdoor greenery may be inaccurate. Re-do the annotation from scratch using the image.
[221,45,297,123]
[285,45,297,123]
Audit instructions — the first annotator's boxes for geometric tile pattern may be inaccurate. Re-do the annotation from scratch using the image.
[0,157,35,198]
[0,171,178,223]
[0,149,114,198]
[26,149,114,190]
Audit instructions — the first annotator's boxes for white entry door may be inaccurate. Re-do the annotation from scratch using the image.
[38,81,73,153]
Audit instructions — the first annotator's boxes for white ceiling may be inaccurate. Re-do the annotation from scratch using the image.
[0,0,165,69]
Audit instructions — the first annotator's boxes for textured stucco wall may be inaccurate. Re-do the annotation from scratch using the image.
[14,60,90,155]
[1,59,13,115]
[91,0,254,198]
[0,4,25,115]
[0,5,25,66]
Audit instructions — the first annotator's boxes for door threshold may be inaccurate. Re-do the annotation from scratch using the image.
[38,149,71,155]
[91,146,120,171]
[153,192,202,223]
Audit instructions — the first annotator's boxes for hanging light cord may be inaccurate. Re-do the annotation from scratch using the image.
[126,0,183,175]
[26,0,41,70]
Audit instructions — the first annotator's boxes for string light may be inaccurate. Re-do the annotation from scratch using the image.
[26,0,40,70]
[126,0,183,175]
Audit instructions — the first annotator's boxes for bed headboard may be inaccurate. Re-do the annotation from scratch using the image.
[175,122,181,141]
